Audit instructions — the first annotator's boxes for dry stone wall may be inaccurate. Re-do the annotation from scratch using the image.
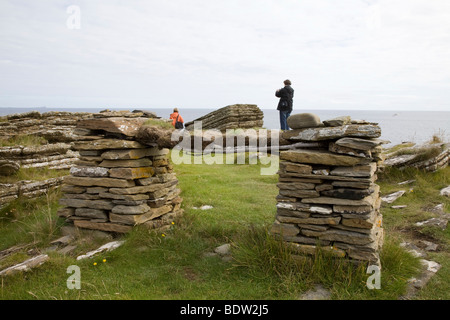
[184,104,264,131]
[271,114,385,264]
[57,117,183,234]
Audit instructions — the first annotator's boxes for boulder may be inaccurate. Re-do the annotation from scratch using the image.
[287,113,321,129]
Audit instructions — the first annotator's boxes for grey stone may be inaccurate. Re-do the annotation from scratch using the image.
[287,113,321,129]
[299,284,332,300]
[214,244,231,256]
[70,166,109,177]
[381,190,405,203]
[323,116,351,127]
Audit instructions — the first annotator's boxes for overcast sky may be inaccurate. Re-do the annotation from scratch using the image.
[1,0,450,111]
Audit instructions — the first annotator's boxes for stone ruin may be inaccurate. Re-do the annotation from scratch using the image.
[184,104,264,131]
[271,114,386,264]
[56,116,183,234]
[0,110,161,209]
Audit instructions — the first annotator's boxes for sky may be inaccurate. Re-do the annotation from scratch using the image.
[0,0,450,111]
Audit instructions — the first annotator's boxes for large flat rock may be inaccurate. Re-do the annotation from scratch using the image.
[282,124,381,141]
[77,117,146,137]
[280,149,368,166]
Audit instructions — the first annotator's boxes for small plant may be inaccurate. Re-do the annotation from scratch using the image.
[143,118,174,130]
[0,134,47,147]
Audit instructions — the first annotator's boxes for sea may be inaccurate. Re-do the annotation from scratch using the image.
[1,107,449,147]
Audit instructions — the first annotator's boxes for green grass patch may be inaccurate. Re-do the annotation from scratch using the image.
[0,167,69,184]
[0,135,47,147]
[143,118,174,130]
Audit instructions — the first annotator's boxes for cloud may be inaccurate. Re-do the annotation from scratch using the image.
[0,0,449,110]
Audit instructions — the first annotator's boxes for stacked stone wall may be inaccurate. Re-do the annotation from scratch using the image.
[271,114,386,264]
[57,117,182,234]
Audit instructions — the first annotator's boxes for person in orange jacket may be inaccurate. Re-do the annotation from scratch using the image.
[169,108,184,129]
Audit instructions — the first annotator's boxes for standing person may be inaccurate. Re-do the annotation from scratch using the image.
[275,79,294,131]
[170,108,184,129]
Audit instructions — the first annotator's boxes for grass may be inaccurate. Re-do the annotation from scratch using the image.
[0,167,69,184]
[143,118,174,130]
[0,135,47,147]
[1,153,448,300]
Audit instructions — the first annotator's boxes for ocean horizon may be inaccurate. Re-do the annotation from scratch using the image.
[1,106,449,147]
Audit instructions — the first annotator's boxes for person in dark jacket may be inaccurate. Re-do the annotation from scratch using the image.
[275,79,294,130]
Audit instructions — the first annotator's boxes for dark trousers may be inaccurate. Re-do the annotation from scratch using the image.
[279,110,291,130]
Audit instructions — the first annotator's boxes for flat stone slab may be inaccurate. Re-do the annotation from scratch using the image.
[415,218,448,230]
[77,117,146,137]
[381,190,405,204]
[280,149,367,166]
[74,139,146,151]
[76,241,125,260]
[0,254,49,276]
[63,176,135,188]
[282,124,381,141]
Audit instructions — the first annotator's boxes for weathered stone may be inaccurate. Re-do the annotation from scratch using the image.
[282,124,381,141]
[313,227,380,245]
[110,204,172,225]
[302,194,375,207]
[321,187,375,200]
[280,149,367,166]
[276,214,341,225]
[330,163,377,178]
[341,213,380,229]
[334,137,387,151]
[108,167,154,180]
[322,116,351,127]
[63,176,135,188]
[109,180,177,195]
[57,207,75,218]
[74,220,132,233]
[415,218,448,230]
[279,189,320,198]
[279,162,313,174]
[440,186,450,197]
[333,205,373,215]
[271,222,300,237]
[85,187,109,194]
[331,180,373,190]
[287,113,321,129]
[111,203,150,215]
[63,193,101,200]
[329,142,371,158]
[60,185,86,194]
[59,198,115,210]
[136,173,176,186]
[99,158,152,168]
[0,254,49,276]
[381,190,405,203]
[74,139,146,151]
[0,160,20,176]
[184,104,264,131]
[74,208,108,219]
[77,117,146,137]
[284,235,331,246]
[99,192,149,201]
[101,148,166,160]
[299,284,332,300]
[70,166,109,177]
